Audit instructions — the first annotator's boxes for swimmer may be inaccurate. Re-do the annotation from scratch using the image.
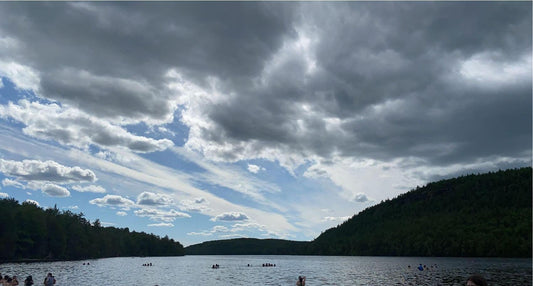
[466,275,488,286]
[296,276,306,286]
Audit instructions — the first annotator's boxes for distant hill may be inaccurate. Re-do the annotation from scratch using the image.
[186,167,532,257]
[185,238,308,255]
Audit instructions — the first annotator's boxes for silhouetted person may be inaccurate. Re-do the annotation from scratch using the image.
[43,273,55,286]
[24,276,33,286]
[466,274,488,286]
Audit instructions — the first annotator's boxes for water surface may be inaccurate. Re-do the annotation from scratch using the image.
[1,255,530,285]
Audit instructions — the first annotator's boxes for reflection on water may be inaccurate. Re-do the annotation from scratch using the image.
[0,256,530,285]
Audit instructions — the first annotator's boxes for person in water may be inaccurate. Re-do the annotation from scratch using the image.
[466,275,488,286]
[24,276,33,286]
[43,273,55,286]
[296,276,306,286]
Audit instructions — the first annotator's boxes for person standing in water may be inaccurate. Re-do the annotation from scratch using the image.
[24,276,33,286]
[43,273,55,286]
[296,276,306,286]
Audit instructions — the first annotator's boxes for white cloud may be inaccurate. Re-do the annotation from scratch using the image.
[231,222,268,233]
[0,192,8,198]
[211,212,249,222]
[187,225,230,236]
[134,208,190,222]
[188,222,272,238]
[0,100,174,153]
[0,158,97,182]
[0,60,40,91]
[157,126,176,137]
[353,193,370,203]
[2,178,25,189]
[89,194,135,209]
[148,222,174,227]
[179,197,210,213]
[219,234,248,239]
[41,183,70,197]
[247,164,265,174]
[116,211,127,216]
[136,191,174,206]
[304,158,423,203]
[24,199,39,206]
[187,230,213,236]
[71,185,106,193]
[459,52,532,86]
[322,216,350,222]
[67,205,79,210]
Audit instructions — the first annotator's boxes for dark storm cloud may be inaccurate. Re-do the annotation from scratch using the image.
[0,2,530,172]
[0,1,296,121]
[203,2,531,169]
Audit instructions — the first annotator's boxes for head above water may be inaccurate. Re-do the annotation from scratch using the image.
[466,275,488,286]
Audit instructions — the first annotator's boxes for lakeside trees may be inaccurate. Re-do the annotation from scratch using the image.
[0,199,184,261]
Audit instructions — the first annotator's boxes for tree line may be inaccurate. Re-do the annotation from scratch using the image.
[0,199,184,262]
[186,167,532,257]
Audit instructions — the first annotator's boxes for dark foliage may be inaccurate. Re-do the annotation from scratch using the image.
[186,168,532,257]
[0,200,184,262]
[311,167,532,257]
[185,238,309,255]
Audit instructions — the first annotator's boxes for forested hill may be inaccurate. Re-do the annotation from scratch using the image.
[186,167,532,257]
[0,199,184,262]
[185,238,309,255]
[311,167,532,257]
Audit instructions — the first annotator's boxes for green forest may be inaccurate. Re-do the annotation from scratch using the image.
[186,167,532,257]
[0,199,184,262]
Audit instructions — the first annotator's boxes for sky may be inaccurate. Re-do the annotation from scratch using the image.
[0,2,531,246]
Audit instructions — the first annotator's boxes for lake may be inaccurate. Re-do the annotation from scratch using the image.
[0,255,531,285]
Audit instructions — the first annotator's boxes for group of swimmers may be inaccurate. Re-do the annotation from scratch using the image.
[142,263,153,267]
[0,272,55,286]
[211,263,277,268]
[262,263,276,267]
[0,274,21,286]
[407,263,438,271]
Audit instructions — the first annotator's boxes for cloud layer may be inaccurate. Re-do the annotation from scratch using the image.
[0,2,529,174]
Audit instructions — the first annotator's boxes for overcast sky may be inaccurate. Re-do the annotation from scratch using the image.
[0,2,530,246]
